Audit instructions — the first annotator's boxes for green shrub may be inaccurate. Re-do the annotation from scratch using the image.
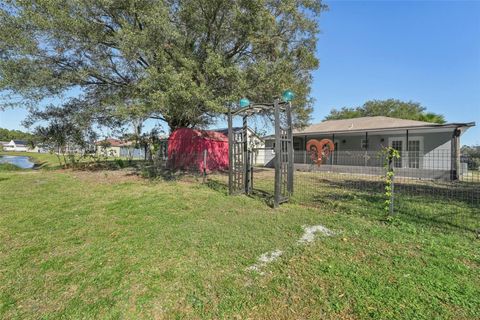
[114,158,125,168]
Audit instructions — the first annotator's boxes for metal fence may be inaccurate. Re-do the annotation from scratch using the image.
[292,150,478,182]
[149,148,478,233]
[291,150,479,203]
[247,149,479,233]
[150,149,479,206]
[142,150,223,181]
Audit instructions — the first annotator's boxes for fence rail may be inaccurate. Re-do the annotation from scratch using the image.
[291,150,479,183]
[147,148,479,206]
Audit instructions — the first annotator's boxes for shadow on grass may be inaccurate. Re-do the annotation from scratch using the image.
[70,159,145,172]
[206,178,277,207]
[205,179,228,195]
[317,178,480,206]
[33,161,57,170]
[298,178,479,234]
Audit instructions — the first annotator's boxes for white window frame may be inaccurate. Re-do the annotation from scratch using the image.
[388,136,424,169]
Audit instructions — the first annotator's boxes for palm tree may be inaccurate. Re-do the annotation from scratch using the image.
[419,112,446,124]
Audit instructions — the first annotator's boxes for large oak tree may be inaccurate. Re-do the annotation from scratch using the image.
[325,99,446,124]
[0,0,326,131]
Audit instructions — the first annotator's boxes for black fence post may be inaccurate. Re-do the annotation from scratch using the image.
[273,98,282,208]
[243,115,250,195]
[203,149,207,183]
[228,107,234,194]
[286,101,294,195]
[388,154,395,216]
[250,150,254,193]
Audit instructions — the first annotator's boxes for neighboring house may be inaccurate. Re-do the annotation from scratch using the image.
[95,138,145,159]
[3,140,28,152]
[214,127,266,165]
[214,127,265,149]
[264,116,475,180]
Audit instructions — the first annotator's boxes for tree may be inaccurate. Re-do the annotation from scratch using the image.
[0,127,38,142]
[26,102,98,167]
[461,145,480,170]
[325,99,446,124]
[0,0,326,132]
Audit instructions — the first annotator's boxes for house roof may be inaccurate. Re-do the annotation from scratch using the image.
[261,116,475,140]
[292,116,475,136]
[12,140,27,145]
[95,138,132,147]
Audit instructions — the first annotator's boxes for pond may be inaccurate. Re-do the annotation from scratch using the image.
[0,155,35,169]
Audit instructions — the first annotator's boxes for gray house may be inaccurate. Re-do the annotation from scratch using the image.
[265,116,475,180]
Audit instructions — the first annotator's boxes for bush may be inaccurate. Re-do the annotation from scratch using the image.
[114,158,125,168]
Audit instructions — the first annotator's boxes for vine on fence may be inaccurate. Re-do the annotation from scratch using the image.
[380,147,401,215]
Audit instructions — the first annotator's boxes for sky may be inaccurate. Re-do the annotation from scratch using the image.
[1,0,479,145]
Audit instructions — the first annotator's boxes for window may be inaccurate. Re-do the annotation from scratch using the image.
[391,140,403,168]
[293,140,302,151]
[389,137,423,169]
[408,140,421,169]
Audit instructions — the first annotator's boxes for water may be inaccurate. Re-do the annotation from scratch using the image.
[0,155,35,169]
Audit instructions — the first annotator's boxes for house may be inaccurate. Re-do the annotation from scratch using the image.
[3,140,28,152]
[265,116,476,180]
[168,128,229,172]
[213,127,265,149]
[213,127,266,164]
[95,138,145,159]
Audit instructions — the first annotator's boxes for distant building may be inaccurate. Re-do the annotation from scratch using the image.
[3,140,28,152]
[213,127,265,149]
[95,138,145,159]
[213,127,266,165]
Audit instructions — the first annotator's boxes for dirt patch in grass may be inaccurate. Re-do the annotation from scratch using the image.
[68,169,142,184]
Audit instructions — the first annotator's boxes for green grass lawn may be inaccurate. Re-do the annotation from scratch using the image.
[0,168,479,319]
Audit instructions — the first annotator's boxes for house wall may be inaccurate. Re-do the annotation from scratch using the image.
[246,129,265,149]
[4,144,28,152]
[253,148,275,166]
[96,146,121,157]
[267,129,456,170]
[119,147,146,159]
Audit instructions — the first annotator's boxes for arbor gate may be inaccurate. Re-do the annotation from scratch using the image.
[227,98,294,207]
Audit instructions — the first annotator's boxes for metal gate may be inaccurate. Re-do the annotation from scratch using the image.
[228,127,253,195]
[227,97,293,207]
[273,99,294,205]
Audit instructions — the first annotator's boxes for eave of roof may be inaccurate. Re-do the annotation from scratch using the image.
[292,122,475,136]
[258,122,476,139]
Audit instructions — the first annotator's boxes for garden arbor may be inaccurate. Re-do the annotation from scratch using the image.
[227,91,295,207]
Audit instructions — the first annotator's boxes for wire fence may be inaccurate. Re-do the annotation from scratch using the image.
[286,149,479,224]
[149,148,479,205]
[290,150,480,202]
[142,150,226,181]
[137,147,480,228]
[141,148,479,233]
[249,149,480,234]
